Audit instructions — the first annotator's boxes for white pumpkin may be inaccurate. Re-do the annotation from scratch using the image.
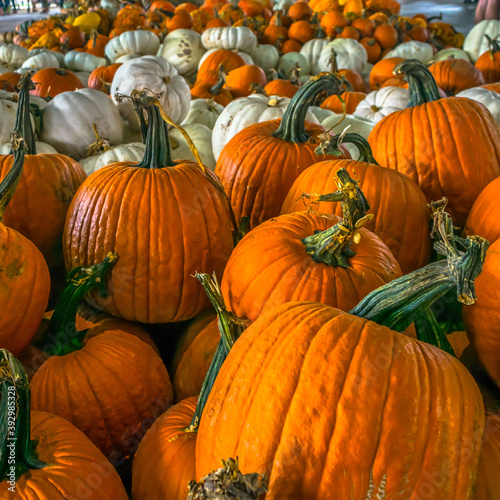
[247,44,279,77]
[299,74,312,84]
[0,65,8,75]
[116,53,142,64]
[300,37,329,75]
[463,20,500,63]
[309,106,334,123]
[431,48,471,63]
[0,44,29,68]
[105,30,160,63]
[27,48,65,66]
[159,29,205,75]
[40,88,124,159]
[318,38,367,73]
[359,62,373,91]
[201,27,257,52]
[79,142,146,175]
[273,0,294,9]
[100,0,119,17]
[0,141,58,154]
[111,56,191,131]
[277,52,311,77]
[0,99,23,142]
[198,48,254,69]
[64,51,106,73]
[383,41,434,64]
[354,86,409,123]
[170,123,215,169]
[212,94,319,160]
[456,87,500,123]
[181,98,224,130]
[74,71,91,87]
[21,51,60,71]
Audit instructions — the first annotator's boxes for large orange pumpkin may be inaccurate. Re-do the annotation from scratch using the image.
[195,301,484,499]
[215,73,348,229]
[31,68,84,98]
[0,131,50,357]
[63,91,234,323]
[26,254,173,460]
[1,74,86,267]
[0,350,128,499]
[281,133,431,274]
[429,58,486,96]
[369,59,500,227]
[475,414,500,499]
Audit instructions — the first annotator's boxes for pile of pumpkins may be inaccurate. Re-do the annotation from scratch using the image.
[1,0,500,498]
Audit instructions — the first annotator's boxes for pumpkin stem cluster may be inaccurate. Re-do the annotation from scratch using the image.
[315,131,379,164]
[37,253,119,357]
[301,168,373,268]
[0,349,47,483]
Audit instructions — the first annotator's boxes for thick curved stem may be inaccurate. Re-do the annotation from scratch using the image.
[272,73,343,143]
[350,207,489,355]
[188,273,247,431]
[37,253,118,357]
[301,168,372,267]
[0,131,25,221]
[0,349,47,482]
[315,132,379,164]
[393,58,441,107]
[14,73,36,155]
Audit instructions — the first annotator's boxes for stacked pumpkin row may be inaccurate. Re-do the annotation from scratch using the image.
[0,1,499,500]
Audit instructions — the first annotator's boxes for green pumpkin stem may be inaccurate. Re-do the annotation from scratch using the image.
[38,253,118,357]
[394,58,441,107]
[188,273,247,431]
[0,349,47,482]
[115,90,177,168]
[15,73,36,155]
[350,201,489,355]
[315,132,379,164]
[301,168,373,268]
[0,131,26,222]
[272,73,343,143]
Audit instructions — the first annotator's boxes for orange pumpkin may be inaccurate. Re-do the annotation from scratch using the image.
[215,74,348,228]
[288,19,316,44]
[0,350,129,499]
[225,64,267,98]
[475,35,500,84]
[63,91,234,323]
[374,23,398,49]
[360,36,382,63]
[88,63,122,94]
[280,38,302,53]
[191,69,233,105]
[288,1,312,21]
[320,10,347,38]
[197,49,246,83]
[264,77,300,98]
[320,90,366,113]
[60,26,86,49]
[31,68,84,98]
[369,59,500,227]
[429,58,485,96]
[475,414,500,500]
[262,10,288,45]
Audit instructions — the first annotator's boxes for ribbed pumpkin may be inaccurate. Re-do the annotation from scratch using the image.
[0,74,86,267]
[195,301,484,499]
[0,350,128,499]
[369,59,500,227]
[464,176,500,244]
[63,91,234,323]
[132,397,198,500]
[197,49,246,82]
[429,58,485,96]
[463,238,500,387]
[0,131,50,356]
[26,254,173,459]
[215,73,348,229]
[475,35,500,84]
[172,310,218,402]
[281,134,430,274]
[31,68,85,98]
[222,168,402,322]
[475,414,500,500]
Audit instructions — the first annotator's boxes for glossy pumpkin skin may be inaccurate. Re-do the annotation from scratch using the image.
[463,239,500,387]
[369,57,405,89]
[221,212,402,322]
[264,79,299,98]
[28,327,173,459]
[63,163,234,323]
[0,411,128,499]
[172,311,218,402]
[369,96,500,227]
[215,120,339,228]
[0,153,87,266]
[281,159,431,274]
[88,63,122,94]
[132,397,197,500]
[476,49,500,84]
[31,68,84,98]
[429,59,486,96]
[225,64,267,98]
[464,176,500,244]
[196,302,485,499]
[0,223,50,356]
[197,49,246,82]
[475,414,500,500]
